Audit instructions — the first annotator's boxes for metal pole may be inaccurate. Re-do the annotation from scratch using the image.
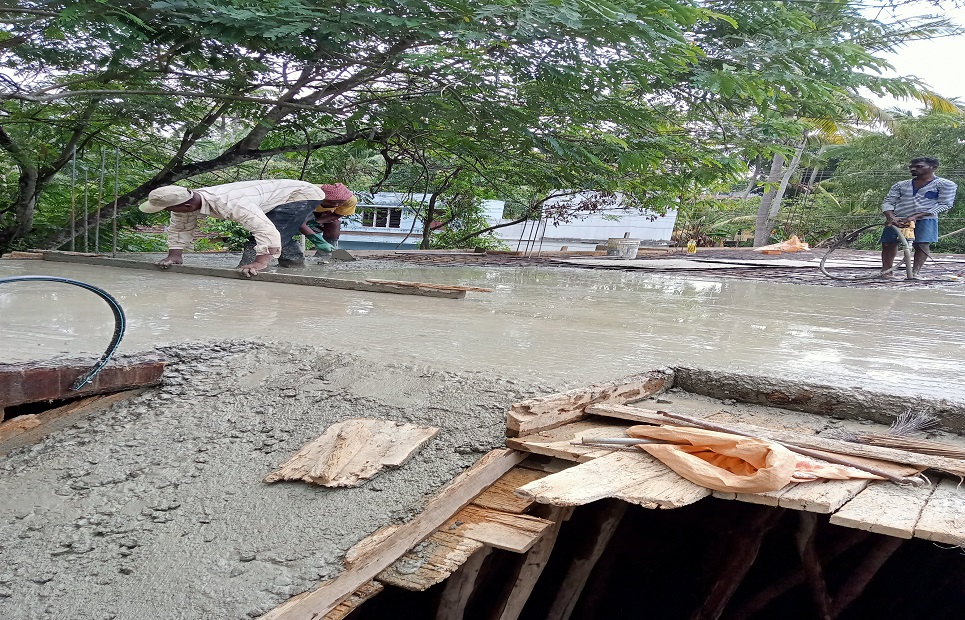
[96,149,105,253]
[83,168,89,253]
[112,148,119,257]
[70,147,76,251]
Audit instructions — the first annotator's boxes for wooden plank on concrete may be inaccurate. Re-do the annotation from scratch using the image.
[261,448,527,620]
[376,530,484,591]
[515,451,694,507]
[506,370,673,437]
[439,505,554,553]
[829,480,935,538]
[39,252,466,299]
[472,467,549,514]
[913,478,965,545]
[365,278,494,293]
[505,419,632,462]
[264,419,439,487]
[587,403,965,477]
[0,354,164,408]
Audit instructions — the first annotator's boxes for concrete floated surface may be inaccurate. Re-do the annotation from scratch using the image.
[3,255,965,618]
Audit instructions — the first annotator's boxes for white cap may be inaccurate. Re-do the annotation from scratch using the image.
[139,186,193,213]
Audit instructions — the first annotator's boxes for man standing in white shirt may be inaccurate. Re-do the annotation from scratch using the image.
[139,179,326,277]
[880,157,958,278]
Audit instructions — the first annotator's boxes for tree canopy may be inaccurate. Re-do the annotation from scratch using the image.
[0,0,959,251]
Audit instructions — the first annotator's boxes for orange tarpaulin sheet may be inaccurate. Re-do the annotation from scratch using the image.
[625,425,916,494]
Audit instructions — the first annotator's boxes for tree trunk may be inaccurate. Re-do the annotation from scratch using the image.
[752,141,805,247]
[753,153,785,247]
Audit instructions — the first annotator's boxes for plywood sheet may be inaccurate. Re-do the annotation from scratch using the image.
[264,419,439,487]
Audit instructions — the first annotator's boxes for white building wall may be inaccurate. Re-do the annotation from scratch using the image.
[336,191,677,250]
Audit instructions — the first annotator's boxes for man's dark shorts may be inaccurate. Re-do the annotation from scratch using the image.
[880,218,938,244]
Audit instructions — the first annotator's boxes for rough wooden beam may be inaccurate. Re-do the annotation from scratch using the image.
[507,370,673,438]
[829,536,903,618]
[434,546,494,620]
[0,354,164,408]
[795,513,832,620]
[588,404,965,477]
[364,278,494,293]
[261,448,527,620]
[39,252,466,299]
[829,481,935,539]
[691,507,785,620]
[493,505,574,620]
[544,499,628,620]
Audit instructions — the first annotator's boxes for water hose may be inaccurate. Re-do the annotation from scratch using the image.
[0,275,126,389]
[819,223,914,281]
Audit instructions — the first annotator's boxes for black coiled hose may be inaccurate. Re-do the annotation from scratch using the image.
[0,275,126,389]
[819,223,914,281]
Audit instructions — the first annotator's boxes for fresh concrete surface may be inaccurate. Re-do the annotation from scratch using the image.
[2,256,965,618]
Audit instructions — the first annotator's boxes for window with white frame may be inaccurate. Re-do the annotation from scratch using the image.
[358,206,403,228]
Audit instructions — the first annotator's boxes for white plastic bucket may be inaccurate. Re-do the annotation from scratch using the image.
[606,238,641,259]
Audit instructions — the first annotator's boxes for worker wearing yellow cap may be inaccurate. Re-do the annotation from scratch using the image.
[298,183,357,255]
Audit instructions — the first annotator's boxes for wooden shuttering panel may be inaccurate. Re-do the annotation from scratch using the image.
[507,388,965,547]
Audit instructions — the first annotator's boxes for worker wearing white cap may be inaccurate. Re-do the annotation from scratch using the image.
[140,179,326,277]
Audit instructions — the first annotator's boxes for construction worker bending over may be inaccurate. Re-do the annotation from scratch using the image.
[140,179,326,277]
[298,183,357,255]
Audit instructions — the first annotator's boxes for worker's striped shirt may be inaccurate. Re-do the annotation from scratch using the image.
[881,176,958,219]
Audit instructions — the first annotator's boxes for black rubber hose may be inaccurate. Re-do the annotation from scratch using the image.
[0,275,127,390]
[819,223,913,281]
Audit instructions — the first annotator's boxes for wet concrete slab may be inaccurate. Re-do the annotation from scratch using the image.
[2,257,965,402]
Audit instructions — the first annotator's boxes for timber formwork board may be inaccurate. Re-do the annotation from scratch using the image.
[35,252,471,299]
[505,367,965,547]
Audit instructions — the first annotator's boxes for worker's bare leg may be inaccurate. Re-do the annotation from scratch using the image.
[880,242,898,278]
[913,243,929,276]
